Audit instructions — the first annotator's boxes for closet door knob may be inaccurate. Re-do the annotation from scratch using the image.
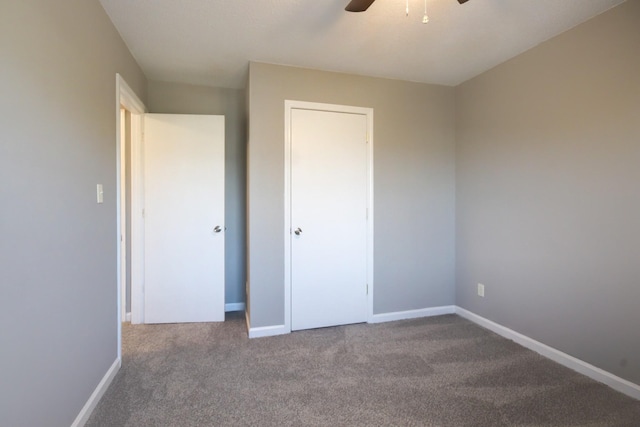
[213,226,222,233]
[294,228,302,236]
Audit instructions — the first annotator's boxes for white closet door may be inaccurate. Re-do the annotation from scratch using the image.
[143,114,225,324]
[291,108,368,331]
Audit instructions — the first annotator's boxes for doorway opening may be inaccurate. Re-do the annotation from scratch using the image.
[119,107,130,324]
[116,74,146,359]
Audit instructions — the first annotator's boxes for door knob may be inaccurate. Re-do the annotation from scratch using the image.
[294,227,302,236]
[213,226,222,233]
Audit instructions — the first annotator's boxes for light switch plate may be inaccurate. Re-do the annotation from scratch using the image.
[97,184,104,204]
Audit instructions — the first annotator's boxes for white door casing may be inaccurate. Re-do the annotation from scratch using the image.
[116,74,145,357]
[143,114,225,324]
[285,101,374,332]
[119,107,127,323]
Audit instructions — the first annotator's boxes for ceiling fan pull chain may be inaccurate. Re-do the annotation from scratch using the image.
[406,0,409,16]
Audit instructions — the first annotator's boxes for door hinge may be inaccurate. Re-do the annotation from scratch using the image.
[366,283,369,295]
[142,208,145,219]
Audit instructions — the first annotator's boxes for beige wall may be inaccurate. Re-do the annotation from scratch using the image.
[146,80,247,307]
[1,1,146,425]
[455,0,640,385]
[247,63,456,328]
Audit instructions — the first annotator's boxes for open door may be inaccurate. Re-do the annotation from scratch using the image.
[142,114,225,323]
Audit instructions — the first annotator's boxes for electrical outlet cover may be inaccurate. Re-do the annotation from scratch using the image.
[478,283,485,297]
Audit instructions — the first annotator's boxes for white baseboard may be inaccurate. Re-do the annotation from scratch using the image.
[245,309,289,338]
[225,302,246,312]
[455,307,640,401]
[71,358,121,427]
[248,324,289,339]
[246,305,456,338]
[370,305,456,324]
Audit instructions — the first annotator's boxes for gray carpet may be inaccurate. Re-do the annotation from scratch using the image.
[86,313,640,426]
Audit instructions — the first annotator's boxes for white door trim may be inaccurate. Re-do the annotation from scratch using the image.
[116,74,146,361]
[119,107,127,324]
[284,100,374,334]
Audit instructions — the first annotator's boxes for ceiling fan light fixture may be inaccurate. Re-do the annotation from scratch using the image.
[422,0,429,24]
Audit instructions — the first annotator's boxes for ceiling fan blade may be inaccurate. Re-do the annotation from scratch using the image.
[458,0,470,3]
[345,0,376,12]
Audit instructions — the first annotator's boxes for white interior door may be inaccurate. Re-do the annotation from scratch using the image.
[291,108,369,331]
[143,114,225,324]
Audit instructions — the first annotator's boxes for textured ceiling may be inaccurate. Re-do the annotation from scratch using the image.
[98,0,625,89]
